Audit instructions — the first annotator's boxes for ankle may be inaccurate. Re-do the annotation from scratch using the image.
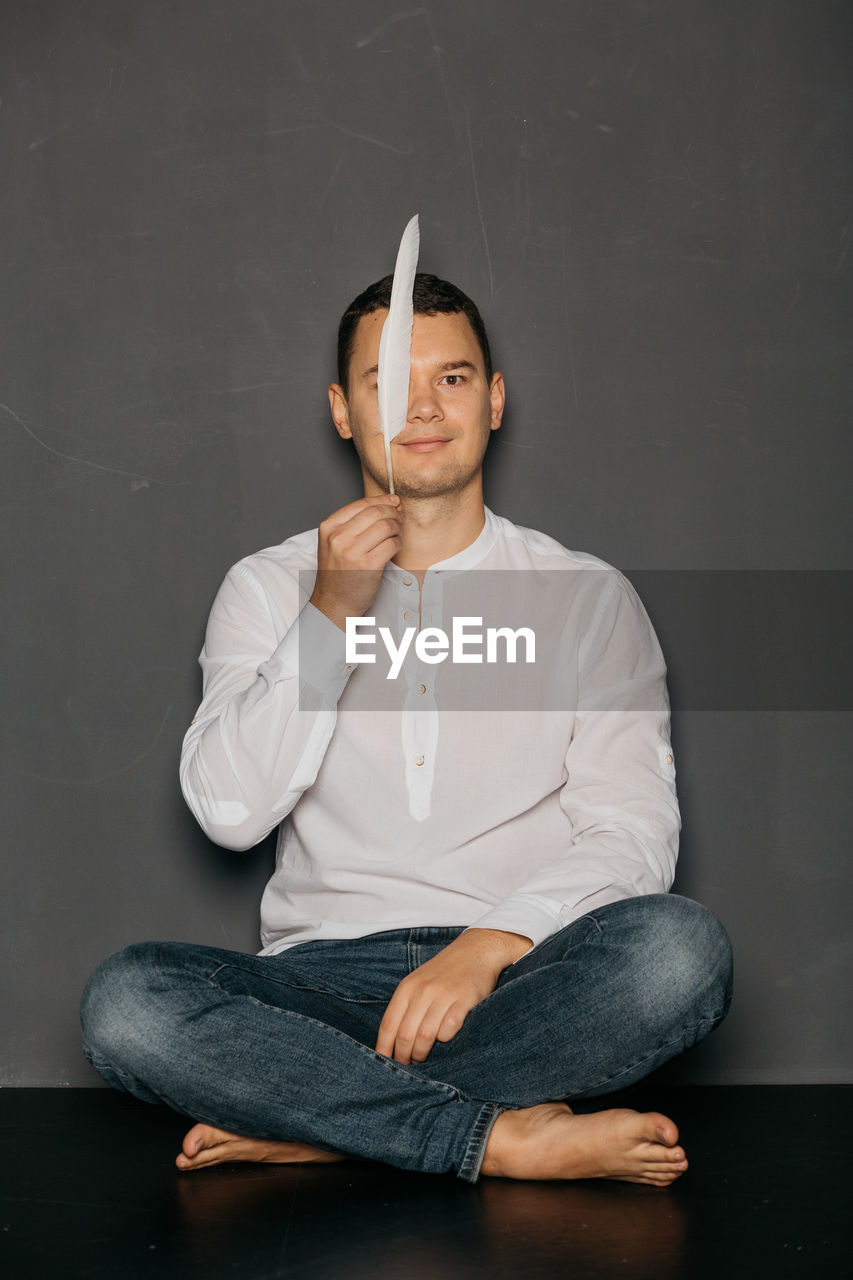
[480,1109,516,1178]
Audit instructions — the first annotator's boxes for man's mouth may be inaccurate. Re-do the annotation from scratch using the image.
[399,436,451,453]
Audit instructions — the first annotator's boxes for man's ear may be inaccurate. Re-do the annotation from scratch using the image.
[328,384,353,440]
[489,372,506,432]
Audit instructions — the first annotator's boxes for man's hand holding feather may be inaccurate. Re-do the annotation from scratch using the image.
[309,494,402,632]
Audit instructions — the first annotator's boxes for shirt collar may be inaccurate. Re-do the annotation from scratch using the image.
[384,506,499,581]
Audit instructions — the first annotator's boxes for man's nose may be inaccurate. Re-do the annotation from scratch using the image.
[407,379,441,422]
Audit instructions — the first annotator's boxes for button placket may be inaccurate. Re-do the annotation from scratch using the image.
[395,569,443,820]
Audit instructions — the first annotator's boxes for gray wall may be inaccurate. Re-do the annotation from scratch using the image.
[1,1,850,1085]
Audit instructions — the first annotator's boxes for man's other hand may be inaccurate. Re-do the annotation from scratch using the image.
[375,928,532,1065]
[310,495,403,631]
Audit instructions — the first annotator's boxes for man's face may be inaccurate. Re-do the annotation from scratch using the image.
[329,310,504,499]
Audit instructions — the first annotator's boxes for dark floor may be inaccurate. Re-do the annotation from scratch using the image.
[1,1085,850,1279]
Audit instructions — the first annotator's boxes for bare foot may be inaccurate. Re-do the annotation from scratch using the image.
[481,1103,688,1187]
[176,1124,347,1172]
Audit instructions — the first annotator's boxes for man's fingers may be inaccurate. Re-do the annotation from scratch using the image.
[375,988,411,1059]
[374,1009,401,1060]
[409,1022,441,1063]
[376,992,437,1065]
[387,1012,423,1064]
[345,516,403,559]
[395,1006,449,1065]
[321,505,402,568]
[435,1004,467,1043]
[376,968,481,1064]
[391,1028,428,1065]
[405,1002,466,1062]
[321,495,400,530]
[331,505,401,544]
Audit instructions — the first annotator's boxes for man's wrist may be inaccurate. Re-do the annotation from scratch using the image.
[308,590,349,633]
[458,927,533,974]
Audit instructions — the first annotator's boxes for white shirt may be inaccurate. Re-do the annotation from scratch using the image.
[180,508,680,956]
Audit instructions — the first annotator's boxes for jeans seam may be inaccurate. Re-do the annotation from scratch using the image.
[206,962,385,1006]
[574,1011,729,1096]
[244,998,463,1096]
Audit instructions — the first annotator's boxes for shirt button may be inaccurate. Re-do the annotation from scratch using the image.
[403,576,414,587]
[415,755,425,766]
[403,610,415,621]
[345,664,352,672]
[416,683,426,694]
[665,753,673,764]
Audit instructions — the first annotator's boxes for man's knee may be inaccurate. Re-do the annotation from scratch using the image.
[636,894,733,1023]
[80,941,172,1069]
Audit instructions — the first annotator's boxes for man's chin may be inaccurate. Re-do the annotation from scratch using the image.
[388,478,473,501]
[371,463,482,501]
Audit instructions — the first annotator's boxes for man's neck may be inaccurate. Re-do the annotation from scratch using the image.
[380,487,487,584]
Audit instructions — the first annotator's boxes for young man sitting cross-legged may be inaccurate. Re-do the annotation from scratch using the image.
[81,273,732,1186]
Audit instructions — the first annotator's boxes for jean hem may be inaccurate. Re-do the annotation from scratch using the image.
[456,1101,506,1183]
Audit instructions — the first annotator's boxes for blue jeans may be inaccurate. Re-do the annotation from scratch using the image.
[80,894,732,1182]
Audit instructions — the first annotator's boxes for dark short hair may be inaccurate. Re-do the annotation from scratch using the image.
[336,272,493,393]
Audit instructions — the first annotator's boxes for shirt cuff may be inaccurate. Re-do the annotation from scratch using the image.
[260,602,355,704]
[465,894,567,957]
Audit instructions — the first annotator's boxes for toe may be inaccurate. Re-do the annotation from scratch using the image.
[648,1113,679,1146]
[177,1143,223,1172]
[647,1165,684,1184]
[181,1124,207,1157]
[655,1145,685,1162]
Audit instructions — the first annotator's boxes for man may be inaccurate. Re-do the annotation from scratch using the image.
[81,273,732,1186]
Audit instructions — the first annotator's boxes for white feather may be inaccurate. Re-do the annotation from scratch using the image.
[378,214,420,494]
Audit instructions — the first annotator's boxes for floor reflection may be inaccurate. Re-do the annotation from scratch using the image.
[174,1159,686,1278]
